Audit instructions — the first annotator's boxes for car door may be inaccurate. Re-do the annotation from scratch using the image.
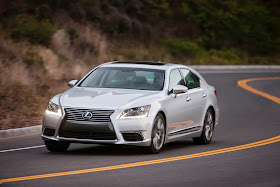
[180,68,207,128]
[165,69,196,137]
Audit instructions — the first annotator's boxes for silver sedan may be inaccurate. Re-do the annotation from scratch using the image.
[42,61,219,153]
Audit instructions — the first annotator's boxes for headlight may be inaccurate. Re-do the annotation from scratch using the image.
[119,105,150,119]
[45,101,62,117]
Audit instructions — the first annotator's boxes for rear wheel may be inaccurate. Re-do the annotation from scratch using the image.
[146,113,166,154]
[193,109,214,144]
[45,140,70,152]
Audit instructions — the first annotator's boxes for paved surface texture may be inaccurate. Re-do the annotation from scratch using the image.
[0,72,280,186]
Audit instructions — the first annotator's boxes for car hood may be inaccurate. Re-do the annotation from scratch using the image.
[60,87,160,110]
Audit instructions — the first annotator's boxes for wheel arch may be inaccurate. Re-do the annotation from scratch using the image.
[157,110,168,145]
[158,110,167,128]
[208,105,215,129]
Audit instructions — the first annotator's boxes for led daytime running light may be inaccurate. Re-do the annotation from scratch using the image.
[120,105,150,119]
[45,102,62,117]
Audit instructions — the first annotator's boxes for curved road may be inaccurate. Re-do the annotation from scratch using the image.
[1,72,280,186]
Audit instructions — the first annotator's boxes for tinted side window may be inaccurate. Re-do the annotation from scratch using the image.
[180,69,200,89]
[168,69,184,93]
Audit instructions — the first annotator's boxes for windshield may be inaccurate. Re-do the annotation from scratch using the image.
[79,67,165,91]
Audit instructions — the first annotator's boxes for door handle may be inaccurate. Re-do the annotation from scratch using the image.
[202,93,207,98]
[186,96,191,102]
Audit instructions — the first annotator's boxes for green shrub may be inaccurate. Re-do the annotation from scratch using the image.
[192,49,243,65]
[248,56,270,65]
[67,27,79,43]
[180,1,280,55]
[207,49,242,65]
[37,4,51,19]
[143,0,168,16]
[69,3,84,21]
[23,51,45,69]
[10,15,55,46]
[113,43,171,61]
[163,38,204,57]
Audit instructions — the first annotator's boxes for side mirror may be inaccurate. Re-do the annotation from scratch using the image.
[172,85,188,98]
[68,80,78,88]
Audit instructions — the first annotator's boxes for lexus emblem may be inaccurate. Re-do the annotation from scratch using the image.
[82,111,93,119]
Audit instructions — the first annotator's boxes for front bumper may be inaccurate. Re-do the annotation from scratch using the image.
[42,109,154,147]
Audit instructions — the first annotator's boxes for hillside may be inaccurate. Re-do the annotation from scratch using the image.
[0,0,279,129]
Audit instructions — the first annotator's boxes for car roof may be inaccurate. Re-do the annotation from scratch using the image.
[100,61,186,70]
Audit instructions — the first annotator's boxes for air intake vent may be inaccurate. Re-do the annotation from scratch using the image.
[122,133,143,141]
[60,131,116,140]
[43,127,55,136]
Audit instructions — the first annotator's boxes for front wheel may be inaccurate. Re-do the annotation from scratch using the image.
[146,113,166,154]
[45,140,70,152]
[193,109,214,144]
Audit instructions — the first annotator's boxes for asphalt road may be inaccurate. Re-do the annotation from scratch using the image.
[1,72,280,186]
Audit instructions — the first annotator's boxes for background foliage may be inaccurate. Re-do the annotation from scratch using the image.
[2,0,280,62]
[0,0,279,129]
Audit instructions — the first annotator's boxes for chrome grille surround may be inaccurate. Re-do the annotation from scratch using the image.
[64,108,114,122]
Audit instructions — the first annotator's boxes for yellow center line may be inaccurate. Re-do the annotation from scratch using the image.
[237,77,280,104]
[1,77,280,184]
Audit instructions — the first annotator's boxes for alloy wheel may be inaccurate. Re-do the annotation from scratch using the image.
[152,117,165,150]
[204,111,214,141]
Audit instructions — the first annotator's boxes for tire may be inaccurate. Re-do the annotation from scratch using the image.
[45,140,70,152]
[146,113,166,154]
[193,109,214,144]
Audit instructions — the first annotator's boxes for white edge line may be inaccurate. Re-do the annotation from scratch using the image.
[0,145,45,153]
